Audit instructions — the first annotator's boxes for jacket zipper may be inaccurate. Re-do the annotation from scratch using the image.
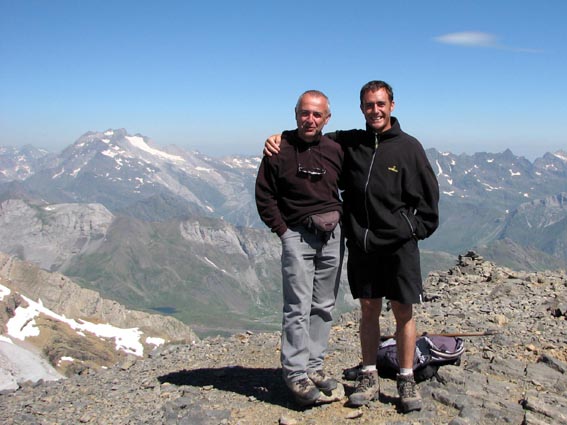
[363,133,379,251]
[401,210,415,237]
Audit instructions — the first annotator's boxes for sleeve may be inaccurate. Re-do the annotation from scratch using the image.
[325,131,338,141]
[323,131,346,191]
[324,131,347,151]
[255,156,288,237]
[405,148,440,240]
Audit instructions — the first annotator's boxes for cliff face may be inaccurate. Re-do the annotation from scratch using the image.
[0,199,295,335]
[0,199,114,271]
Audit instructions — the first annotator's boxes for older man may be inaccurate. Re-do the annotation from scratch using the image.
[255,90,344,406]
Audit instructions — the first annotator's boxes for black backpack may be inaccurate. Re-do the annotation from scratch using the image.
[377,335,464,382]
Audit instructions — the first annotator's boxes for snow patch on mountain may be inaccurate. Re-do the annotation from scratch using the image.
[125,135,185,163]
[553,151,567,162]
[482,182,498,191]
[2,283,161,356]
[223,157,261,169]
[203,256,227,273]
[435,159,443,176]
[0,337,63,393]
[101,148,120,158]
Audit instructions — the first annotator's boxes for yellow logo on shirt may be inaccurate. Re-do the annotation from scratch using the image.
[388,165,399,173]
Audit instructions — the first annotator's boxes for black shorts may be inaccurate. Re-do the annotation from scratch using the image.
[347,238,422,304]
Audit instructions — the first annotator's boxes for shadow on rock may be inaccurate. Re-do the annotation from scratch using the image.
[158,366,301,409]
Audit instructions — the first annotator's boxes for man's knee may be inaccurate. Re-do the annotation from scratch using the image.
[391,301,413,323]
[360,298,382,318]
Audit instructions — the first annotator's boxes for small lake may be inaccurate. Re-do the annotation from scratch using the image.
[151,306,178,315]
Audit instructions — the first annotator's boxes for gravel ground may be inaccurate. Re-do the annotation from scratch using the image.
[1,252,566,424]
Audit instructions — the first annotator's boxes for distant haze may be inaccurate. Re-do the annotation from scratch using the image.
[1,2,567,160]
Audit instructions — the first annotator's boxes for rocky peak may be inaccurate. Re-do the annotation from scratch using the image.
[1,251,566,423]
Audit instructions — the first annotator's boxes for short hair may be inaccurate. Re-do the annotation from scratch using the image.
[359,80,394,105]
[295,90,331,115]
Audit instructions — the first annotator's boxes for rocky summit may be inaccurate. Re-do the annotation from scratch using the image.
[0,251,566,424]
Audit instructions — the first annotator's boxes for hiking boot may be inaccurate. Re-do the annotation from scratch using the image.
[287,377,321,406]
[307,370,338,393]
[342,362,362,381]
[348,369,379,407]
[397,373,422,412]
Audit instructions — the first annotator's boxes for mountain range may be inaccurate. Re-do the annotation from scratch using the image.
[1,129,261,226]
[0,129,566,335]
[2,130,566,252]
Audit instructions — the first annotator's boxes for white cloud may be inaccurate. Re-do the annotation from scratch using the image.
[435,31,498,47]
[434,31,541,53]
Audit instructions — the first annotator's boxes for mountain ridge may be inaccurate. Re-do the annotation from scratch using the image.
[0,129,566,335]
[2,129,563,271]
[0,251,199,393]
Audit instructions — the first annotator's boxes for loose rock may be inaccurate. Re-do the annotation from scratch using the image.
[0,251,566,424]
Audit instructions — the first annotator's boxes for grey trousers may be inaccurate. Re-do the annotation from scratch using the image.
[279,224,344,383]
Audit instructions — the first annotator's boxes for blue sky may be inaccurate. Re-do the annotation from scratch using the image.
[1,0,566,159]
